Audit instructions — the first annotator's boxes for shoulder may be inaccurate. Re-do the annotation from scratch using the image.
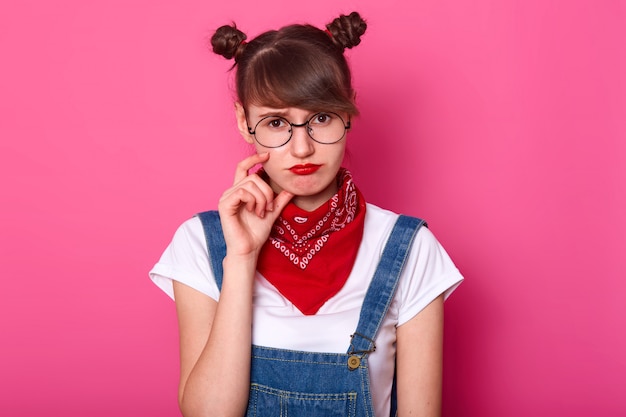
[363,203,399,235]
[149,215,220,300]
[359,203,439,281]
[364,202,398,221]
[170,215,207,252]
[363,204,463,324]
[363,203,431,247]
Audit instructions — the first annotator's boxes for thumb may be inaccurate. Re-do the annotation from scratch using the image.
[268,190,294,219]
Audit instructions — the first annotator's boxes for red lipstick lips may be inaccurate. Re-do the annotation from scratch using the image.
[289,164,321,175]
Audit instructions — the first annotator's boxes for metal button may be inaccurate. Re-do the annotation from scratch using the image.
[347,355,361,370]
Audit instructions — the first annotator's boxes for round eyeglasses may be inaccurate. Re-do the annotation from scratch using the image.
[247,112,351,148]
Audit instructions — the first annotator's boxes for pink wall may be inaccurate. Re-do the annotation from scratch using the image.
[1,0,624,415]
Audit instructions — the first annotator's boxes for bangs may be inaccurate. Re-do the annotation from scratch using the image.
[238,39,358,115]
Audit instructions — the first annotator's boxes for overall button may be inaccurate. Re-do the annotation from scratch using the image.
[347,355,360,370]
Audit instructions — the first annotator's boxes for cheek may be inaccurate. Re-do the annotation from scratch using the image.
[261,148,287,170]
[252,142,265,154]
[330,145,347,163]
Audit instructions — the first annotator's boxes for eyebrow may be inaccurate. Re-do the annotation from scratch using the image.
[256,109,292,118]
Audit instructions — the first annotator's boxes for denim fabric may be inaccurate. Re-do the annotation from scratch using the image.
[197,210,225,285]
[247,346,364,416]
[197,211,425,416]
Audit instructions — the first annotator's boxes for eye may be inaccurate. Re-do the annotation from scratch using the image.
[262,117,289,130]
[310,112,335,127]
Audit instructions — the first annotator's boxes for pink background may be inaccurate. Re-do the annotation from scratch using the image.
[1,0,625,415]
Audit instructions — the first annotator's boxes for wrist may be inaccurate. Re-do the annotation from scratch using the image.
[220,254,259,292]
[223,253,259,270]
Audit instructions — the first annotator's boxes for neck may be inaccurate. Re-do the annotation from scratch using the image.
[291,195,329,212]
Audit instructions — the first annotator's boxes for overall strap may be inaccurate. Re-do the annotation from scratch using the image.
[196,210,226,290]
[347,215,426,356]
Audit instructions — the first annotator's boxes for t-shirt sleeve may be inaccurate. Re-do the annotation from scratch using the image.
[396,226,464,326]
[148,216,220,301]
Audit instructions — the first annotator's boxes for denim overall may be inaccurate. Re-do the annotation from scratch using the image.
[197,211,425,417]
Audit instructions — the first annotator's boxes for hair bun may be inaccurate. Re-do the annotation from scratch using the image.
[326,12,367,50]
[211,24,247,60]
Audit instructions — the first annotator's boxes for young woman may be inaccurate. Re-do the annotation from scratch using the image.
[150,11,463,417]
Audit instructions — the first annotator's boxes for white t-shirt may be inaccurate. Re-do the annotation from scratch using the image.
[150,203,463,416]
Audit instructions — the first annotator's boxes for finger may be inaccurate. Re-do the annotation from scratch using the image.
[267,190,294,220]
[219,188,258,217]
[222,181,270,217]
[227,172,275,214]
[244,173,276,209]
[233,152,269,184]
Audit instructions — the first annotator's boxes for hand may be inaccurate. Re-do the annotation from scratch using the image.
[218,152,293,258]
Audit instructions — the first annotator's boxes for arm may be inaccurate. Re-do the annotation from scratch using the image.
[396,294,444,417]
[174,153,293,417]
[173,257,256,417]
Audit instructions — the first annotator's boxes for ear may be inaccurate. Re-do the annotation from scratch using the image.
[235,102,254,144]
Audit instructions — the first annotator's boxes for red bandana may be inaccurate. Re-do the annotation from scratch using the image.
[257,169,366,315]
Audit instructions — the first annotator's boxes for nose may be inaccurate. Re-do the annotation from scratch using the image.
[289,123,315,158]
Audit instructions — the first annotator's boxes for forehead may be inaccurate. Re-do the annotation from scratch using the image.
[246,105,316,120]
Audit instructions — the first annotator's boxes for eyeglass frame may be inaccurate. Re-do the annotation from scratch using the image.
[246,111,351,148]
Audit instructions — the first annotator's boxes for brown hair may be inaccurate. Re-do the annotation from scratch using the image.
[211,12,367,115]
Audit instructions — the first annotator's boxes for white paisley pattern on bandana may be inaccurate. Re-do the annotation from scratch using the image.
[269,171,358,270]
